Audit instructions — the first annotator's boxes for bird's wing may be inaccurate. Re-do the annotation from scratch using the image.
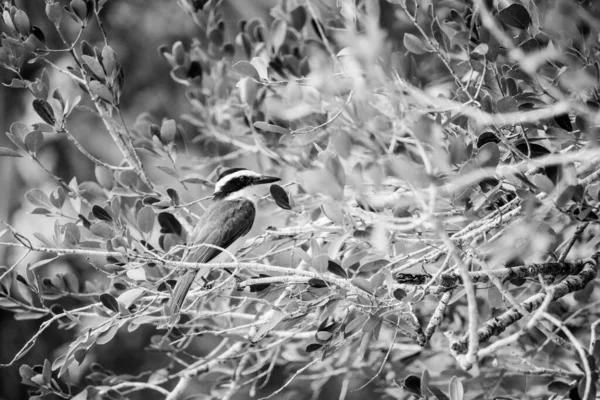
[184,198,256,263]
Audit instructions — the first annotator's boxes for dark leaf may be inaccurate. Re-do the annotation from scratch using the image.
[249,274,272,292]
[32,99,55,125]
[393,288,407,300]
[403,375,422,396]
[514,142,550,158]
[92,205,113,222]
[498,3,532,29]
[99,293,119,312]
[157,212,182,236]
[477,131,499,148]
[327,260,347,278]
[547,380,572,394]
[166,188,180,206]
[270,184,291,210]
[554,113,573,132]
[290,6,307,31]
[308,278,327,288]
[142,196,161,205]
[305,343,322,352]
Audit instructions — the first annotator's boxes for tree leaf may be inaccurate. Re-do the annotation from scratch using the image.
[88,81,114,103]
[126,267,147,281]
[270,184,291,210]
[25,189,53,209]
[305,343,322,352]
[554,113,573,132]
[24,130,43,155]
[13,10,30,35]
[351,277,374,294]
[92,205,113,222]
[232,60,260,80]
[62,273,79,293]
[475,142,500,168]
[344,314,368,337]
[81,55,106,79]
[290,6,307,31]
[181,175,212,186]
[99,293,119,312]
[403,375,422,396]
[0,147,22,157]
[96,323,120,345]
[270,19,287,52]
[32,99,56,125]
[252,310,285,342]
[45,2,62,25]
[136,206,155,234]
[253,121,290,135]
[160,119,177,143]
[3,78,26,88]
[498,3,531,29]
[157,212,182,236]
[327,260,347,279]
[308,278,327,288]
[403,33,430,54]
[101,45,118,77]
[448,376,464,400]
[237,76,258,106]
[497,96,518,113]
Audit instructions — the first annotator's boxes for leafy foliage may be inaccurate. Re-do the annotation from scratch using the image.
[2,0,600,399]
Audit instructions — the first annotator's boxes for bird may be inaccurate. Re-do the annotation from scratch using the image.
[168,167,280,313]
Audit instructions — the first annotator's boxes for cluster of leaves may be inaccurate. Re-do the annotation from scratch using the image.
[2,0,600,399]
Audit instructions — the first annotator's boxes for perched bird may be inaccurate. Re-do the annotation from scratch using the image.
[168,167,280,312]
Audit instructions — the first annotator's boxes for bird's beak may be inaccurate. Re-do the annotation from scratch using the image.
[254,175,280,185]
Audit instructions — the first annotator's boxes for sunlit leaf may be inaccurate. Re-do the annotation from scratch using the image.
[403,33,430,54]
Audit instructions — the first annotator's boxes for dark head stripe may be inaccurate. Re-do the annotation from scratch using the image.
[213,177,249,200]
[217,167,247,181]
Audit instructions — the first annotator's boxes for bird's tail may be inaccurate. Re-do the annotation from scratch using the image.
[168,270,197,313]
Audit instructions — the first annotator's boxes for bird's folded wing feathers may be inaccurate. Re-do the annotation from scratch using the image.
[184,198,256,264]
[168,199,257,313]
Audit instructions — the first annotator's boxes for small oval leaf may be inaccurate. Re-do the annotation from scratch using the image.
[92,205,113,222]
[270,184,291,210]
[327,260,347,279]
[308,278,327,288]
[99,293,119,312]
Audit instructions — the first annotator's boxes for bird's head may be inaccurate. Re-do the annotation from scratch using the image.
[213,168,280,201]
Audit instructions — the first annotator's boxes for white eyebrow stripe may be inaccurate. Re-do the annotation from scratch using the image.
[214,170,261,193]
